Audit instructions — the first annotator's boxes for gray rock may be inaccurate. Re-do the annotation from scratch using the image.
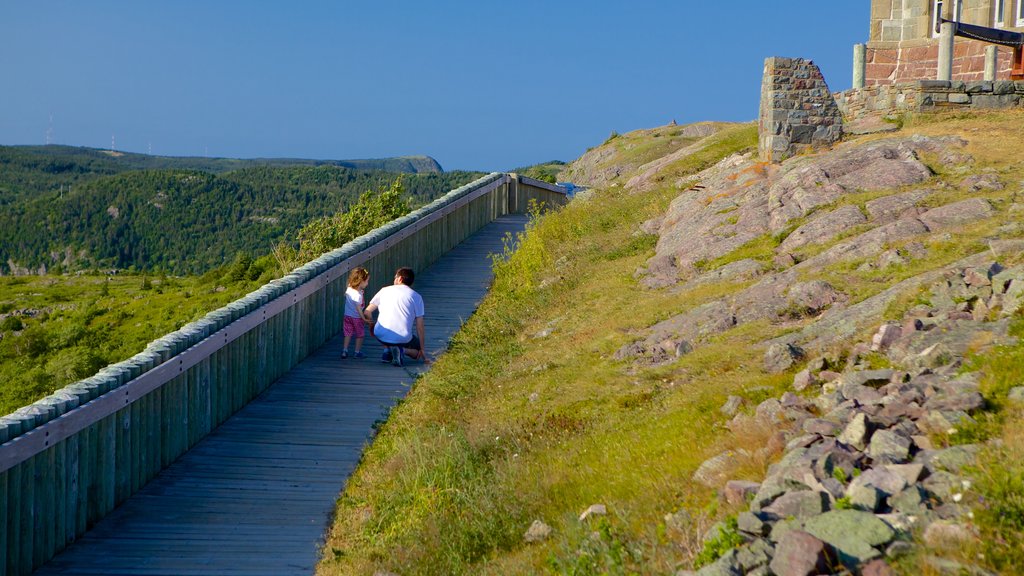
[890,485,928,515]
[802,418,840,436]
[736,538,774,571]
[847,483,884,511]
[1008,386,1024,405]
[838,412,872,450]
[992,265,1024,293]
[920,444,980,473]
[922,470,962,500]
[769,518,805,543]
[765,342,806,373]
[692,259,765,286]
[693,451,736,488]
[876,513,915,535]
[960,172,1003,191]
[764,490,830,520]
[785,281,844,317]
[885,463,924,485]
[523,519,552,543]
[802,510,896,568]
[871,324,902,352]
[920,198,995,231]
[792,369,817,392]
[844,369,895,388]
[864,190,932,222]
[720,395,744,416]
[924,391,985,414]
[756,398,785,424]
[841,382,884,405]
[579,503,607,521]
[737,511,771,536]
[868,429,912,463]
[1004,279,1024,315]
[724,480,761,506]
[768,530,833,576]
[853,467,909,497]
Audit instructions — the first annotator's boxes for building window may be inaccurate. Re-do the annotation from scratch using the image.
[995,0,1006,26]
[1018,0,1024,26]
[933,0,963,38]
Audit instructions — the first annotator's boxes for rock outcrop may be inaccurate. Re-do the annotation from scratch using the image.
[689,262,1019,576]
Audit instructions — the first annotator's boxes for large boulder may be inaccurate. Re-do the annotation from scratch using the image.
[769,530,834,576]
[864,190,933,222]
[777,205,867,253]
[802,510,896,567]
[920,198,995,230]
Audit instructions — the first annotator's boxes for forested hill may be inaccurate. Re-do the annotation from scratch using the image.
[0,144,443,204]
[0,165,481,275]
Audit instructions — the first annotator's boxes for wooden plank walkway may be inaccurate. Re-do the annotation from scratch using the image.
[33,215,528,576]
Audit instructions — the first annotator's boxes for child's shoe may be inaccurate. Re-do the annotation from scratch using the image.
[340,351,349,359]
[390,346,403,367]
[381,350,392,363]
[354,351,365,359]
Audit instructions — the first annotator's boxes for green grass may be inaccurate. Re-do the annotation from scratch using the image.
[0,272,264,415]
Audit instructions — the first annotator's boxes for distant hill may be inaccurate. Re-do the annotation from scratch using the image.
[509,160,565,184]
[0,159,481,275]
[0,144,443,204]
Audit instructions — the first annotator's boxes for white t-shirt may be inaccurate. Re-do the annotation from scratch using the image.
[344,287,364,318]
[369,284,424,343]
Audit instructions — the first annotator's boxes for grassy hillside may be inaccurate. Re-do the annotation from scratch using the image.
[319,114,1024,575]
[0,270,265,416]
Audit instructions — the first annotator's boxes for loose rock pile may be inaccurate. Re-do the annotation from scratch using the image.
[685,262,1023,576]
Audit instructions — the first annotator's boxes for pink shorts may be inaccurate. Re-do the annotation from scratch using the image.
[343,316,365,338]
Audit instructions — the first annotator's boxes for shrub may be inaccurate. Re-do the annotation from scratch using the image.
[693,516,743,568]
[0,315,23,332]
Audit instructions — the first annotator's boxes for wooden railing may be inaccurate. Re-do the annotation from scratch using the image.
[0,172,566,576]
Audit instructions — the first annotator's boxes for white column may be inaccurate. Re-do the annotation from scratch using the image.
[853,44,867,89]
[985,45,998,81]
[938,21,955,81]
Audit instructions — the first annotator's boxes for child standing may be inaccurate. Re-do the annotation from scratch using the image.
[341,267,369,359]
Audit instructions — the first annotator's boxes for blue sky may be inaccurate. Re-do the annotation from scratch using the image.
[1,1,869,171]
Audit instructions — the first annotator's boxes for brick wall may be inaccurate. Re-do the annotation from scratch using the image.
[866,40,1015,85]
[758,57,843,163]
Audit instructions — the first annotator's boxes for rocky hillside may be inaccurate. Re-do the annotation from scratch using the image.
[582,115,1024,575]
[559,121,738,189]
[321,113,1023,576]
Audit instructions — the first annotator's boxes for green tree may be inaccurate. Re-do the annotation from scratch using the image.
[275,176,412,271]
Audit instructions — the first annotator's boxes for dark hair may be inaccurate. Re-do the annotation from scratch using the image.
[395,267,415,287]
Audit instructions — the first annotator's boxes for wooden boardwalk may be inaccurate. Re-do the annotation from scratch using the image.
[33,215,528,576]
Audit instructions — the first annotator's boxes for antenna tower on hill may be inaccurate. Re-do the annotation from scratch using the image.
[45,114,54,145]
[111,134,116,152]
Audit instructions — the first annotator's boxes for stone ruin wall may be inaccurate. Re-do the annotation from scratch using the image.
[758,57,844,163]
[837,80,1024,121]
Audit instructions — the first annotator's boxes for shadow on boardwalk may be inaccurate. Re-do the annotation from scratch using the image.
[34,215,528,576]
